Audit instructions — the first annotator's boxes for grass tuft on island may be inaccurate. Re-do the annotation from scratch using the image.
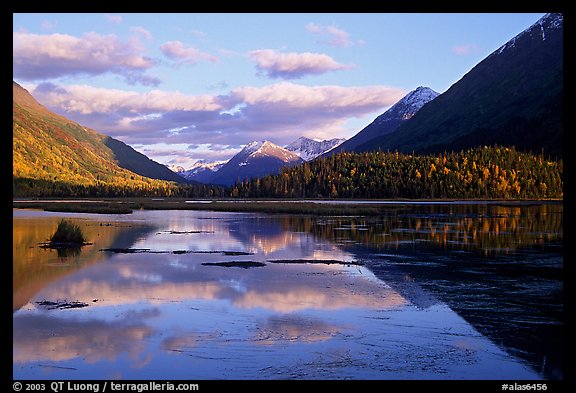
[39,219,91,250]
[50,219,87,244]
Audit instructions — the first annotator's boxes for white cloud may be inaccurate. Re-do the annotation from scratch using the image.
[249,49,353,79]
[33,83,223,115]
[229,82,402,112]
[306,23,355,47]
[31,82,405,160]
[130,26,153,42]
[13,31,159,86]
[160,40,219,64]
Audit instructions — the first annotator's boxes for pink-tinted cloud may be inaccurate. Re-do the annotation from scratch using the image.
[106,14,123,24]
[13,31,159,86]
[229,82,402,113]
[30,82,405,153]
[160,40,219,64]
[452,43,480,55]
[306,23,356,47]
[32,83,222,115]
[249,49,353,79]
[130,26,153,42]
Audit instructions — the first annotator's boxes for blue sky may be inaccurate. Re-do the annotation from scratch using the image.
[13,13,545,168]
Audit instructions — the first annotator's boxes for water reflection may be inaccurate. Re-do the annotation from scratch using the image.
[20,253,406,313]
[291,203,563,255]
[13,205,561,380]
[13,309,158,364]
[254,315,344,345]
[12,212,157,312]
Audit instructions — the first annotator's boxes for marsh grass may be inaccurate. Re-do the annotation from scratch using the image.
[49,219,87,245]
[15,199,391,215]
[16,198,553,216]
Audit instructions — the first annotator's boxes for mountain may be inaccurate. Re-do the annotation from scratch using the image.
[13,81,187,189]
[329,86,439,154]
[357,13,563,157]
[167,164,186,173]
[285,137,346,161]
[102,137,187,183]
[177,160,228,183]
[209,141,304,186]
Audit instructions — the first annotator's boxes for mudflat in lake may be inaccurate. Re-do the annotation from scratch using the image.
[13,202,562,380]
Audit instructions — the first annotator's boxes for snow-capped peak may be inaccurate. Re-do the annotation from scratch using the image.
[285,137,346,161]
[174,159,228,182]
[238,140,273,158]
[189,159,227,171]
[376,86,439,124]
[397,86,439,112]
[496,13,562,55]
[236,140,301,165]
[167,164,186,173]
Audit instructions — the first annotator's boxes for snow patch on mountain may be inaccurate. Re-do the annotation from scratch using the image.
[237,140,302,165]
[497,13,562,54]
[167,164,186,173]
[172,159,227,182]
[375,86,439,125]
[285,137,346,161]
[188,159,227,173]
[208,140,304,186]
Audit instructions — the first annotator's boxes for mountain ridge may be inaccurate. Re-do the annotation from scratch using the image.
[357,13,563,157]
[172,137,342,185]
[329,86,439,155]
[285,137,346,161]
[177,160,228,183]
[209,140,304,186]
[13,81,187,189]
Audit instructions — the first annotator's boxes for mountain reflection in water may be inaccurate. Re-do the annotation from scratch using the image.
[13,203,561,380]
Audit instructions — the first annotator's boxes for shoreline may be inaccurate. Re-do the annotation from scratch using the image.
[12,197,563,215]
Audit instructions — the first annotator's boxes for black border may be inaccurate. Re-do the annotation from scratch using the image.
[8,1,573,390]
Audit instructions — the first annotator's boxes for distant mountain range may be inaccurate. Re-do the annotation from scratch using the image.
[285,137,346,161]
[209,141,304,186]
[355,13,563,157]
[13,81,187,188]
[329,86,439,155]
[170,160,228,183]
[13,13,562,194]
[174,137,344,185]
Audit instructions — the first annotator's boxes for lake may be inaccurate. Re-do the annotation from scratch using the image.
[12,202,563,380]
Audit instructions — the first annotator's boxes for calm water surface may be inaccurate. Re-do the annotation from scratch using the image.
[13,202,563,380]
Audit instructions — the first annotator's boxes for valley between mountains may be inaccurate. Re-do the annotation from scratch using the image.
[13,13,563,201]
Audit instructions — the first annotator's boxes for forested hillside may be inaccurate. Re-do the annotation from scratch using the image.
[13,81,186,197]
[231,146,562,199]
